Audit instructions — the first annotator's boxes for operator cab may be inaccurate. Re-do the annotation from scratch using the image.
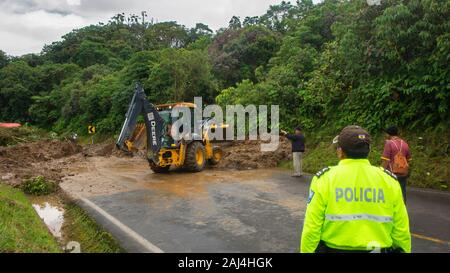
[155,103,197,149]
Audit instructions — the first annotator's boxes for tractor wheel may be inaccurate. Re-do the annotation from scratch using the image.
[149,161,170,173]
[209,146,223,166]
[184,142,206,172]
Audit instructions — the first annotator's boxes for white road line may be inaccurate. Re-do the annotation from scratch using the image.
[79,196,164,253]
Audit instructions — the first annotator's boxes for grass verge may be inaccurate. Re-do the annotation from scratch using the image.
[0,182,123,253]
[0,183,61,253]
[62,202,123,253]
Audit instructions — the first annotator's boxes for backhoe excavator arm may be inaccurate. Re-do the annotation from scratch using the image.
[116,84,165,164]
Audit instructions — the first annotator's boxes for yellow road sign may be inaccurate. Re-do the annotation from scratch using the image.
[88,125,96,134]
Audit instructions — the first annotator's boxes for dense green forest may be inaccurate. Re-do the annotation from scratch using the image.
[0,0,449,136]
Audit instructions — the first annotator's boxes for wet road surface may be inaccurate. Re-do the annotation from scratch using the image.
[61,157,450,253]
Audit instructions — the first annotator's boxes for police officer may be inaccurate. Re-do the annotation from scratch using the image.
[300,125,411,253]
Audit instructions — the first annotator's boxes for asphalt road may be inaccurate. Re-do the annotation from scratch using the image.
[62,158,450,253]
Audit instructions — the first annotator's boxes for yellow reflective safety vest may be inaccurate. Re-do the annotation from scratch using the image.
[300,159,411,253]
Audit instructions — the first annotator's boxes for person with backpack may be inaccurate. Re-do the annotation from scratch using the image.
[381,126,411,202]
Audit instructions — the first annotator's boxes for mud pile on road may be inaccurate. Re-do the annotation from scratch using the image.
[83,138,294,170]
[82,141,132,158]
[217,137,291,170]
[0,140,83,187]
[0,136,293,187]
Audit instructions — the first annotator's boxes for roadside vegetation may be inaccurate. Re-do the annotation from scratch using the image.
[22,176,57,196]
[0,183,60,253]
[62,203,123,253]
[280,130,449,190]
[0,182,122,253]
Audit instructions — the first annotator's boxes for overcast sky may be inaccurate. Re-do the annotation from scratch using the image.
[0,0,323,56]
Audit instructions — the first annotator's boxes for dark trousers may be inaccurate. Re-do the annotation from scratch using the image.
[397,176,407,203]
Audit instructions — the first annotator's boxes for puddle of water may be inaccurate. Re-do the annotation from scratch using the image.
[32,202,64,238]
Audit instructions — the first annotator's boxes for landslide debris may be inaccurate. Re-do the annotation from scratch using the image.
[0,140,82,187]
[216,137,291,170]
[0,136,293,187]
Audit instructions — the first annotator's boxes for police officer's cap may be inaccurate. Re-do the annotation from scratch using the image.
[332,125,371,154]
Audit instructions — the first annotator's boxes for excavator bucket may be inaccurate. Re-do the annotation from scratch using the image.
[125,123,147,153]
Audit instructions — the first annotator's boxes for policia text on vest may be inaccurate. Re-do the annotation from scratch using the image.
[336,187,385,203]
[300,126,411,253]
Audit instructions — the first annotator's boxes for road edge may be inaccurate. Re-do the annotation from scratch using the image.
[62,189,164,253]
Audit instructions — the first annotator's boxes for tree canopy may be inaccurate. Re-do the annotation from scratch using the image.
[0,0,448,136]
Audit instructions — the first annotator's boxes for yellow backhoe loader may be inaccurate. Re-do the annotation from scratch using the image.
[116,84,223,173]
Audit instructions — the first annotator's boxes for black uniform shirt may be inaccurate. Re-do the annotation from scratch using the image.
[286,133,305,152]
